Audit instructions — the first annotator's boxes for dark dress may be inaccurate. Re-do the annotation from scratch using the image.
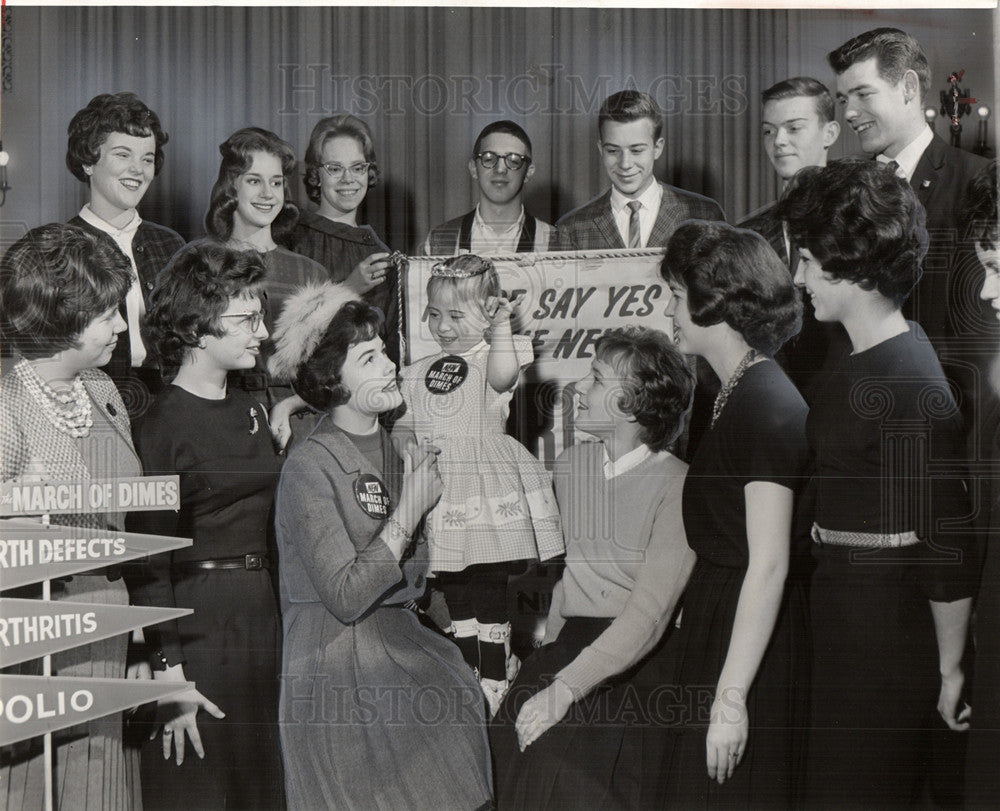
[275,419,492,810]
[281,212,400,363]
[967,363,1000,805]
[804,323,976,806]
[128,385,284,810]
[655,360,810,808]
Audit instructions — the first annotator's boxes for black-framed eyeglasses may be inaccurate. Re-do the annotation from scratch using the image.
[318,161,370,181]
[220,311,266,333]
[475,151,530,171]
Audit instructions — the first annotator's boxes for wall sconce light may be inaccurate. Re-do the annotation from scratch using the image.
[924,107,937,133]
[0,140,9,207]
[974,105,992,157]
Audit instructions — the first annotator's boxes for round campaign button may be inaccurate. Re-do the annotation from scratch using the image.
[424,355,468,395]
[354,473,391,519]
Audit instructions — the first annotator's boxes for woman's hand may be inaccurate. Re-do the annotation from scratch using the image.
[938,668,971,731]
[705,687,748,784]
[399,440,443,520]
[269,397,298,450]
[347,252,392,295]
[515,680,574,751]
[152,665,226,765]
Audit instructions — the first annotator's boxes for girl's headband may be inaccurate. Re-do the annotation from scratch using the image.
[430,257,494,279]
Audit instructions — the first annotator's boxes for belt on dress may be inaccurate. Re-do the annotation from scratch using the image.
[172,553,270,573]
[810,523,920,549]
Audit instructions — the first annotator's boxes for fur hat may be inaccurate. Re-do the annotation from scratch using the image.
[267,282,361,381]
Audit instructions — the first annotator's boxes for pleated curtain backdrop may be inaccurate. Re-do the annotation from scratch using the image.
[35,6,801,249]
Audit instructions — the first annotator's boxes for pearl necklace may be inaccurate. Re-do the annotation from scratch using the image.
[15,359,94,438]
[711,349,757,428]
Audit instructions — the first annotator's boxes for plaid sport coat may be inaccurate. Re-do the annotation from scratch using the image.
[550,181,725,251]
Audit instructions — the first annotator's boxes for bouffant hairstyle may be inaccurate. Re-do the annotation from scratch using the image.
[595,326,694,452]
[775,158,929,308]
[598,90,663,142]
[827,27,931,102]
[473,120,532,157]
[66,92,169,183]
[146,240,266,369]
[295,300,385,412]
[425,255,502,318]
[0,223,131,360]
[762,76,836,123]
[302,114,380,205]
[963,160,998,251]
[205,127,299,243]
[661,220,802,356]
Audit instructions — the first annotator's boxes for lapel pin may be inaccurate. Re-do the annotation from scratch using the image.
[249,406,260,435]
[921,179,932,189]
[106,402,117,417]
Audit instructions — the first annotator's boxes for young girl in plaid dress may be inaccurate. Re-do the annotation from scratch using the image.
[395,255,563,713]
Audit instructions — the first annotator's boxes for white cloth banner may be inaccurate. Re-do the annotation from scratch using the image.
[402,250,671,461]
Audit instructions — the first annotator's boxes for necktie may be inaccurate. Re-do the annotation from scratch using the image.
[627,200,642,249]
[883,158,905,179]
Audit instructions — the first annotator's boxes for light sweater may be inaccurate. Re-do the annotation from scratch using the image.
[545,440,693,699]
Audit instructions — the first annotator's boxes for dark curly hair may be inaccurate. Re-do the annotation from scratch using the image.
[302,115,380,206]
[0,223,131,360]
[775,158,929,308]
[962,160,998,251]
[595,327,694,452]
[295,300,385,412]
[146,240,266,369]
[661,220,802,356]
[66,92,169,183]
[205,127,299,243]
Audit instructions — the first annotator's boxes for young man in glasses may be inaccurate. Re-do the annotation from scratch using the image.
[422,120,552,255]
[552,90,723,251]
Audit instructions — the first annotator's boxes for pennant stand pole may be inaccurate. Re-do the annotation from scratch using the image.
[41,513,53,811]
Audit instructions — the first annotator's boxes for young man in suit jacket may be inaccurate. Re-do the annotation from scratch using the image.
[66,93,185,416]
[551,90,724,251]
[423,120,552,256]
[738,77,841,397]
[829,28,990,350]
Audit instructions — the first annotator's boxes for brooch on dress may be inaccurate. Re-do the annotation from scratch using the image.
[248,407,260,435]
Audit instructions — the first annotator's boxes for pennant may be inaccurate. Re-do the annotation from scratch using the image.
[0,476,180,518]
[0,520,191,591]
[0,599,191,667]
[0,674,191,746]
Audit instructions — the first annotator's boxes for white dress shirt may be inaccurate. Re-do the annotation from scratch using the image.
[877,125,934,182]
[610,181,662,248]
[78,205,146,367]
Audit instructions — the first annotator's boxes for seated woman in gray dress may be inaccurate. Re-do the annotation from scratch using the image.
[267,282,493,810]
[490,326,695,808]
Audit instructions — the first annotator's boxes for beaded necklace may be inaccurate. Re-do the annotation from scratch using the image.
[15,358,94,438]
[711,349,757,428]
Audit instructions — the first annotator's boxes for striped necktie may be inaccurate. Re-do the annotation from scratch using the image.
[627,200,642,249]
